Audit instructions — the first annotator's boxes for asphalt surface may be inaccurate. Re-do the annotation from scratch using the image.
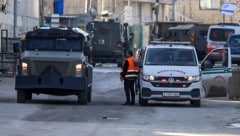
[0,64,240,136]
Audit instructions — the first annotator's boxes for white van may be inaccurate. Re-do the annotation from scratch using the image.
[138,42,202,107]
[206,23,240,57]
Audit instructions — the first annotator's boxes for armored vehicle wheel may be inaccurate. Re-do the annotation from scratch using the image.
[17,90,27,103]
[77,91,88,105]
[26,92,32,101]
[191,100,201,107]
[87,86,92,102]
[139,95,148,106]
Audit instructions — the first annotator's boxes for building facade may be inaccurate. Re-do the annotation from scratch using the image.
[1,0,240,50]
[96,0,172,25]
[174,0,240,24]
[0,0,39,38]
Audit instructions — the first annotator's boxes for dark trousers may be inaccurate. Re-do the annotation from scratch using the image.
[124,79,135,104]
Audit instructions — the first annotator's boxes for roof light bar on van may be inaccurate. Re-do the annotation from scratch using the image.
[149,41,192,46]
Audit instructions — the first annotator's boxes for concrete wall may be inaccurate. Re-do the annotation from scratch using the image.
[64,0,86,14]
[96,0,171,25]
[0,0,89,38]
[0,0,39,37]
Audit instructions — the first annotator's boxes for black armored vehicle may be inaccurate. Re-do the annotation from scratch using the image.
[15,27,93,105]
[87,20,124,67]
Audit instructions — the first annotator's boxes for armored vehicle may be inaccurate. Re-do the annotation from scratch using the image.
[87,20,124,66]
[162,24,209,60]
[15,27,92,105]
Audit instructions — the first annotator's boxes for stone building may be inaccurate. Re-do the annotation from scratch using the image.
[43,0,88,15]
[0,0,39,37]
[174,0,240,24]
[0,0,89,39]
[2,0,240,51]
[96,0,172,25]
[95,0,173,49]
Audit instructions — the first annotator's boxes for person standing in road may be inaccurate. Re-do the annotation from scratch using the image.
[120,50,138,105]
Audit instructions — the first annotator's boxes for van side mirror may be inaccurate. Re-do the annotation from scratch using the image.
[84,46,91,56]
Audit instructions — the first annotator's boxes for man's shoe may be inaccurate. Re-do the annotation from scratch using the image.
[130,102,135,105]
[121,102,130,105]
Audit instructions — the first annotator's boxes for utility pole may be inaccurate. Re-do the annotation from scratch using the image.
[13,0,17,37]
[155,0,159,23]
[128,0,131,6]
[153,0,159,39]
[39,0,44,27]
[171,0,176,21]
[112,0,116,13]
[221,0,225,22]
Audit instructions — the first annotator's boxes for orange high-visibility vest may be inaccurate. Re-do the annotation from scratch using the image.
[125,57,138,80]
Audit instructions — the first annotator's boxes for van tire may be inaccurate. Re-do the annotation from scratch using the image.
[17,90,27,103]
[139,95,148,106]
[87,86,92,102]
[77,91,88,105]
[191,100,201,107]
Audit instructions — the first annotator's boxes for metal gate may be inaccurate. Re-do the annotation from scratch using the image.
[0,30,19,77]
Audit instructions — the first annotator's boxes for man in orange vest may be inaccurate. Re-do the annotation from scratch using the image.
[120,50,138,105]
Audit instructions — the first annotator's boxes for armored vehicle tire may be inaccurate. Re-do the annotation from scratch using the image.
[139,95,148,106]
[77,91,88,105]
[191,100,201,107]
[26,92,32,101]
[87,86,92,102]
[17,90,27,103]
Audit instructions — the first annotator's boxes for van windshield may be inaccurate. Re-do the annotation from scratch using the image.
[145,48,197,66]
[209,28,234,41]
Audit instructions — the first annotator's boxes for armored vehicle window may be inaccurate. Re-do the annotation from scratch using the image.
[26,38,54,50]
[26,37,83,51]
[145,48,197,66]
[56,38,83,51]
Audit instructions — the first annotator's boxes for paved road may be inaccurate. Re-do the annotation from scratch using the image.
[0,65,240,136]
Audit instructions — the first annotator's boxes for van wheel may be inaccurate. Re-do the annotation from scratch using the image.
[77,91,88,105]
[17,90,27,103]
[139,95,148,106]
[87,86,92,102]
[191,100,201,107]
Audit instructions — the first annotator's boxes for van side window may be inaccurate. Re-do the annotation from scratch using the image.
[210,29,234,41]
[203,49,228,69]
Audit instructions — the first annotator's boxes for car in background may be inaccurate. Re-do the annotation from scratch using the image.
[206,23,240,63]
[225,34,240,65]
